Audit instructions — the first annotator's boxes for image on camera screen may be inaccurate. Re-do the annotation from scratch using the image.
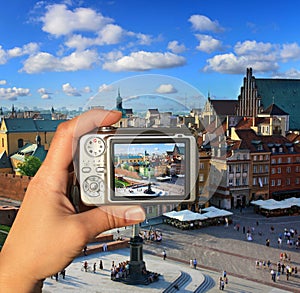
[111,141,189,201]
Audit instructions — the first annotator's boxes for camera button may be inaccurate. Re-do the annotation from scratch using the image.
[82,167,91,173]
[96,167,105,173]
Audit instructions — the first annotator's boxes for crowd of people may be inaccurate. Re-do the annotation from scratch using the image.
[255,251,298,283]
[139,228,163,242]
[110,260,130,279]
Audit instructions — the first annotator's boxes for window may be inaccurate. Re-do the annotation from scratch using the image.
[287,167,291,173]
[286,178,291,185]
[277,179,281,186]
[296,178,300,185]
[271,180,275,186]
[271,168,276,174]
[279,147,283,153]
[253,155,257,161]
[277,167,281,174]
[253,178,257,186]
[199,174,204,182]
[253,166,257,174]
[242,178,247,185]
[265,165,269,173]
[199,162,204,169]
[236,165,240,172]
[18,138,23,148]
[287,157,292,163]
[271,158,276,164]
[236,178,240,186]
[278,158,282,164]
[229,179,233,186]
[1,138,4,148]
[259,155,263,160]
[296,166,300,173]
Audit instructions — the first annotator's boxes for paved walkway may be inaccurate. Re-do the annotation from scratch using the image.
[42,207,300,292]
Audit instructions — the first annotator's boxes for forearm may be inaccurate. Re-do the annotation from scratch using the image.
[0,253,43,293]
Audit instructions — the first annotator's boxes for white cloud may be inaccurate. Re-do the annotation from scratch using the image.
[0,87,30,101]
[280,43,300,61]
[0,46,8,64]
[273,68,300,78]
[167,41,186,54]
[195,34,223,53]
[189,15,224,33]
[234,40,273,55]
[62,83,81,96]
[83,86,92,93]
[38,87,52,99]
[41,94,51,99]
[98,84,114,92]
[203,52,279,74]
[21,50,99,73]
[156,84,177,94]
[0,80,7,85]
[42,4,112,36]
[102,51,186,72]
[8,42,39,58]
[66,24,124,50]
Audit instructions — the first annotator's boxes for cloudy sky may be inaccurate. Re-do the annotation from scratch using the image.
[1,0,300,111]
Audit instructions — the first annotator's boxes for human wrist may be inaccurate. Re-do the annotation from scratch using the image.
[0,259,43,292]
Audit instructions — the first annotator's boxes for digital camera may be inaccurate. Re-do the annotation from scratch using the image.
[78,126,198,205]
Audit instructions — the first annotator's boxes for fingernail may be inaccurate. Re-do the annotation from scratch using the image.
[125,206,145,223]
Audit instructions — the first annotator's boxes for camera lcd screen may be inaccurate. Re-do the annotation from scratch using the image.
[110,138,191,202]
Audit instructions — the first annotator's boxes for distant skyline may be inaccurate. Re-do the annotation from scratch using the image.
[114,143,182,156]
[1,1,300,111]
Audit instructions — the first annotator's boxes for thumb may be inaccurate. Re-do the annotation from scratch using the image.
[76,205,145,240]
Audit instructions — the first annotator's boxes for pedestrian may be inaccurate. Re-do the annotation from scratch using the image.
[270,269,276,282]
[103,243,108,251]
[224,276,228,284]
[83,246,88,256]
[60,269,66,279]
[193,258,197,269]
[93,262,96,273]
[223,270,227,278]
[163,249,167,260]
[55,272,59,282]
[266,239,270,247]
[219,277,224,290]
[243,226,245,234]
[84,261,88,272]
[99,259,103,270]
[190,259,193,268]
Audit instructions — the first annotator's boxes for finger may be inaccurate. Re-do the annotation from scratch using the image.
[42,109,121,172]
[75,205,145,240]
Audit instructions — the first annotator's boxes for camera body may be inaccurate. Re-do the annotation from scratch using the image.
[79,126,198,205]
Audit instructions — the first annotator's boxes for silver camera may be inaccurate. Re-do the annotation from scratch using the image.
[79,126,198,205]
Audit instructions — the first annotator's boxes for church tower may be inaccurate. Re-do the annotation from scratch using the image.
[236,68,263,117]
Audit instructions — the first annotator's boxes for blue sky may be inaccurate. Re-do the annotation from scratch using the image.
[1,0,300,111]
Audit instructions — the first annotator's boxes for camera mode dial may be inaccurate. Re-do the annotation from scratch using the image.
[84,136,106,157]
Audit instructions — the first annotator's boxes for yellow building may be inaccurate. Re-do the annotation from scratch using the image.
[0,118,66,156]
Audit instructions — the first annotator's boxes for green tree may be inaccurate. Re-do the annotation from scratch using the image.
[17,156,42,177]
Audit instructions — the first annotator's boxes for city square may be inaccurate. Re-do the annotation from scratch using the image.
[42,207,300,292]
